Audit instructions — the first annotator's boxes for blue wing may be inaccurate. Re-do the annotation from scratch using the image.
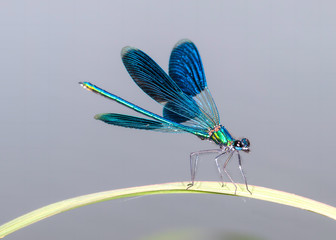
[121,43,218,130]
[169,39,220,125]
[95,113,184,132]
[169,39,206,96]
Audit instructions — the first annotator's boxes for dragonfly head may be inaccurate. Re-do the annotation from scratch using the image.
[233,138,250,152]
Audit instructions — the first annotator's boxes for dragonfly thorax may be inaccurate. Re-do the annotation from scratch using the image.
[209,126,250,152]
[208,125,234,146]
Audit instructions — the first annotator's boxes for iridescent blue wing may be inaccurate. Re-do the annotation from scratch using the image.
[95,113,184,132]
[122,46,217,130]
[169,39,220,125]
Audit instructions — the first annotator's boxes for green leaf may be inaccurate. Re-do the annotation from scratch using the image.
[0,181,335,238]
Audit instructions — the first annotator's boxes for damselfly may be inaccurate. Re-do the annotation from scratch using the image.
[80,39,251,193]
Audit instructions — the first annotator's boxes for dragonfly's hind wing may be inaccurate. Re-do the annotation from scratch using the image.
[169,39,220,125]
[95,113,186,133]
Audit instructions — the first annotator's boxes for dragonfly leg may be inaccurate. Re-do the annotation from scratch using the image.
[223,150,238,194]
[237,151,252,194]
[187,152,199,189]
[187,149,223,189]
[214,151,229,186]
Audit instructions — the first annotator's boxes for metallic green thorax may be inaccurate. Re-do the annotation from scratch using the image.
[209,125,234,146]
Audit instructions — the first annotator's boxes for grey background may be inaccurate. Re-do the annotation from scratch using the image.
[1,1,335,239]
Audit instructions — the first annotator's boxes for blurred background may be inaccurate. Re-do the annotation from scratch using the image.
[1,1,335,239]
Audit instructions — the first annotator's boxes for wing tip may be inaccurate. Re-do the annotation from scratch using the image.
[174,39,193,48]
[94,113,104,120]
[121,46,138,58]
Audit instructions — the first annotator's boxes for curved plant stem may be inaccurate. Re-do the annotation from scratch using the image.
[0,181,335,238]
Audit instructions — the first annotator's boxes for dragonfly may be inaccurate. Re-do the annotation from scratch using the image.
[80,39,251,193]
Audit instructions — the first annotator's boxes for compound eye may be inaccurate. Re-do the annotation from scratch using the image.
[241,138,250,147]
[233,140,242,148]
